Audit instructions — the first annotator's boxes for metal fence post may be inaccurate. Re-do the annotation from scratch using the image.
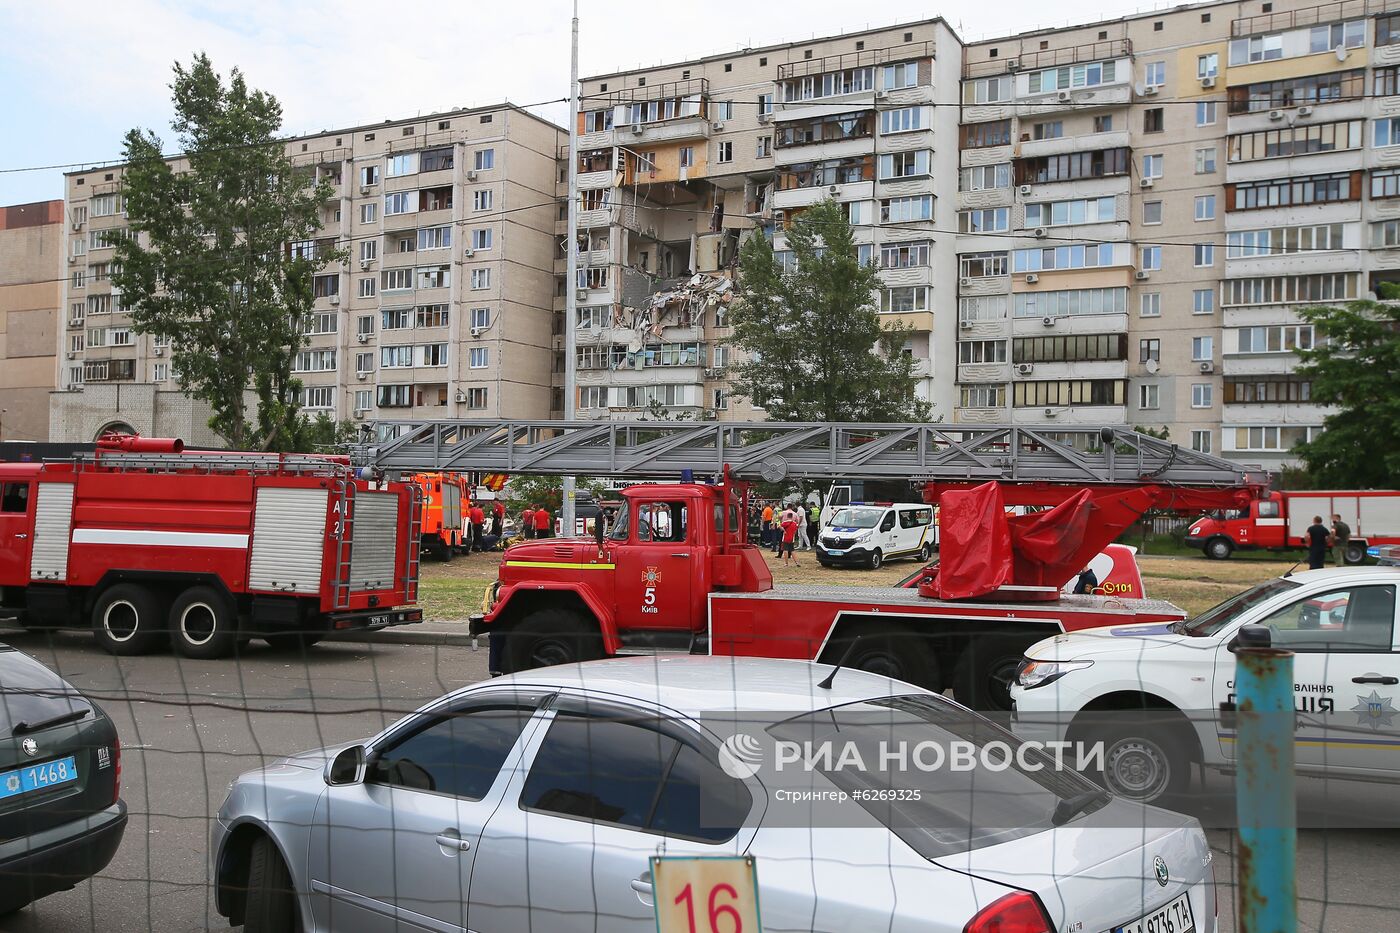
[1234,633,1297,933]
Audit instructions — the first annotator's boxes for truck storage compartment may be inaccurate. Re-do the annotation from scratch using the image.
[29,482,74,582]
[248,487,329,594]
[350,491,398,591]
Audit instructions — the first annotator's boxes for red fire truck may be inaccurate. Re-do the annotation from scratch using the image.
[362,421,1265,711]
[0,435,423,658]
[1185,488,1400,562]
[408,471,469,560]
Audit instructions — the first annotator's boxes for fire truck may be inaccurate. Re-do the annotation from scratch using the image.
[367,421,1266,710]
[0,435,423,658]
[1185,488,1400,562]
[407,471,468,560]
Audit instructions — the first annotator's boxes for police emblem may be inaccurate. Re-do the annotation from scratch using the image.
[1351,690,1396,731]
[5,775,19,793]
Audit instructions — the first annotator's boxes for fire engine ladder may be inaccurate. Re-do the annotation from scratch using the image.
[363,421,1268,489]
[329,480,357,611]
[402,484,424,604]
[71,451,355,478]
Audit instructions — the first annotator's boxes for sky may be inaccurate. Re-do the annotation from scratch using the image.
[0,0,1165,205]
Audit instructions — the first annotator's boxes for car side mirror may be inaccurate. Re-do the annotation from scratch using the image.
[325,744,367,786]
[1228,624,1272,653]
[595,516,606,549]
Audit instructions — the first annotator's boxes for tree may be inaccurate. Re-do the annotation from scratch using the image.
[725,199,931,423]
[502,475,610,515]
[112,54,342,450]
[1293,287,1400,487]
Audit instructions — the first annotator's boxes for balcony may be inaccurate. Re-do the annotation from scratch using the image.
[1011,404,1127,426]
[963,38,1132,79]
[615,116,712,146]
[1230,0,1373,37]
[1014,82,1131,119]
[958,362,1010,383]
[1017,130,1129,161]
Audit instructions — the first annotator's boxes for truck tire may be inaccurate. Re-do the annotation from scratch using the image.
[170,586,240,660]
[1087,719,1192,804]
[1345,541,1367,565]
[953,634,1039,714]
[824,624,939,691]
[92,584,167,656]
[1205,537,1233,560]
[243,834,298,933]
[504,608,603,672]
[868,549,883,570]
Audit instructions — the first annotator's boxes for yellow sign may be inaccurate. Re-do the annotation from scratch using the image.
[651,855,762,933]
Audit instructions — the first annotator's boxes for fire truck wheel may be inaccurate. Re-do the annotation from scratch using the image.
[1204,537,1233,560]
[954,635,1037,714]
[827,625,939,691]
[170,586,240,659]
[505,609,603,672]
[1345,541,1366,565]
[92,584,167,656]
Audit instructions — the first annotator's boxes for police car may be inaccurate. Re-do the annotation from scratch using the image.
[1010,567,1400,803]
[816,503,934,569]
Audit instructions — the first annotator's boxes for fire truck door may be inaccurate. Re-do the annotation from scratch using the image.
[0,480,34,585]
[614,500,693,631]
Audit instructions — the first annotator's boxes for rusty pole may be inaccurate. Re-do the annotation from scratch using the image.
[1233,628,1297,933]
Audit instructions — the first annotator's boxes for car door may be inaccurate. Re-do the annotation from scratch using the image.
[0,479,34,586]
[876,509,898,555]
[467,693,758,933]
[613,500,694,631]
[307,691,549,932]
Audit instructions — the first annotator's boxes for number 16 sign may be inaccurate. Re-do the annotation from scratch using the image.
[651,855,763,933]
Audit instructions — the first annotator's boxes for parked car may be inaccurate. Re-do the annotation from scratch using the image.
[0,642,126,915]
[213,656,1216,933]
[817,503,935,568]
[1011,567,1400,803]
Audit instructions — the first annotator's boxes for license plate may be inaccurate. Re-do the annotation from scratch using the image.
[1115,893,1195,933]
[367,614,390,626]
[0,755,79,801]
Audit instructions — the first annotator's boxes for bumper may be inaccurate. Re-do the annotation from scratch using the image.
[816,544,875,566]
[327,606,423,631]
[1182,535,1207,550]
[0,800,127,912]
[468,613,487,637]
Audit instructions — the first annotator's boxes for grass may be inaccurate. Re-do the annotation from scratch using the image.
[413,545,1294,621]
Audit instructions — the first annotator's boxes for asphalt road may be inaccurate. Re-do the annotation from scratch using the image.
[1,630,1398,932]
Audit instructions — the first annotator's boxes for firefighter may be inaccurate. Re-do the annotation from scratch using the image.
[523,505,538,539]
[534,506,553,539]
[469,502,486,551]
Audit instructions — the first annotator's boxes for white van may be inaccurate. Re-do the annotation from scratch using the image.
[816,503,935,569]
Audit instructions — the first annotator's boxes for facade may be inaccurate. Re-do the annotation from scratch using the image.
[51,105,564,442]
[0,200,62,441]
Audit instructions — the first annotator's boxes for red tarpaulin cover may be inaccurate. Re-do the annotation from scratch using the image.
[935,483,1013,599]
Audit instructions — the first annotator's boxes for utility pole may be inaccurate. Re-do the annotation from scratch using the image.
[561,0,580,536]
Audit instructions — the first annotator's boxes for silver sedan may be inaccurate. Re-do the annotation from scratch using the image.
[212,656,1217,932]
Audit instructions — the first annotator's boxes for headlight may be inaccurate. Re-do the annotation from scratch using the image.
[1016,659,1093,689]
[854,529,873,542]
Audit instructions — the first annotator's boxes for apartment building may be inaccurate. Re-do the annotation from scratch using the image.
[0,200,62,441]
[51,104,563,443]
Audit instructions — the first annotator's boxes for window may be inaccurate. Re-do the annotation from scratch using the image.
[359,240,378,263]
[1013,147,1129,184]
[1381,14,1400,46]
[1139,246,1161,271]
[302,312,337,335]
[960,251,1008,278]
[1377,65,1400,98]
[881,286,932,313]
[960,385,1006,408]
[1198,53,1219,79]
[1192,336,1214,361]
[470,229,492,251]
[91,194,120,217]
[1033,121,1064,140]
[1192,384,1213,408]
[382,307,411,330]
[1194,244,1215,267]
[958,340,1007,363]
[386,153,418,177]
[1012,288,1126,319]
[86,326,106,348]
[1142,153,1163,178]
[1227,223,1345,257]
[413,226,449,252]
[1140,339,1161,363]
[880,106,926,135]
[1195,147,1217,174]
[1232,425,1323,451]
[780,66,875,102]
[1228,172,1358,210]
[1229,69,1365,113]
[359,165,380,186]
[471,268,491,290]
[1234,324,1317,353]
[960,120,1011,148]
[468,347,489,369]
[966,75,1011,104]
[884,61,919,89]
[150,363,168,383]
[466,387,488,409]
[416,304,449,328]
[1307,20,1365,54]
[474,149,495,171]
[1024,196,1116,228]
[957,208,1008,233]
[1093,114,1113,133]
[1013,243,1119,273]
[464,307,490,332]
[1374,219,1400,247]
[1012,334,1127,362]
[354,389,372,411]
[1138,384,1160,410]
[1027,59,1119,93]
[1193,289,1215,314]
[87,294,111,315]
[417,265,450,289]
[300,386,334,410]
[1145,61,1166,88]
[384,192,415,215]
[382,269,413,292]
[1224,377,1313,403]
[378,384,412,408]
[878,150,931,179]
[880,196,933,223]
[1195,195,1216,221]
[313,274,339,298]
[1374,167,1400,198]
[370,705,533,800]
[716,141,733,163]
[355,352,373,374]
[1143,109,1164,133]
[418,343,449,367]
[1143,200,1163,224]
[880,241,931,268]
[360,203,377,224]
[1012,379,1125,407]
[959,164,1011,191]
[381,345,413,368]
[1253,585,1396,652]
[1376,118,1400,148]
[70,334,84,353]
[758,93,773,115]
[1228,33,1284,65]
[1191,430,1212,453]
[1229,120,1364,161]
[1224,273,1356,305]
[293,349,336,372]
[1197,101,1217,127]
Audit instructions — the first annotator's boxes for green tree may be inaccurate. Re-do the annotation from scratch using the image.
[1293,287,1400,486]
[112,54,343,450]
[502,475,610,515]
[726,199,931,422]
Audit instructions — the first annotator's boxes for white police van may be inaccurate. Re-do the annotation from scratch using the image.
[1011,566,1400,803]
[816,503,934,569]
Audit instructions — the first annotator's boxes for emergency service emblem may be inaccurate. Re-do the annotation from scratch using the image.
[642,566,662,587]
[1351,690,1396,731]
[641,566,661,614]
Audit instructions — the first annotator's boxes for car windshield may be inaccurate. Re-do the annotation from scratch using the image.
[830,508,883,529]
[768,695,1102,858]
[608,501,630,541]
[1174,576,1300,637]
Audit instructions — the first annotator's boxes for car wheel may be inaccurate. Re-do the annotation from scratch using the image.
[170,586,240,660]
[263,633,325,651]
[1090,723,1190,804]
[92,583,167,656]
[868,549,883,570]
[917,542,932,563]
[953,634,1038,714]
[1205,537,1233,560]
[504,608,603,672]
[244,835,298,933]
[1345,542,1366,565]
[825,624,940,691]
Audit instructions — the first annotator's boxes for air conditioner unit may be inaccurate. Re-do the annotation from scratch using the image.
[359,259,371,270]
[153,346,163,357]
[357,333,368,344]
[704,367,721,379]
[328,294,340,305]
[1135,270,1151,280]
[1057,90,1072,102]
[1019,184,1033,196]
[67,351,76,360]
[69,318,82,327]
[629,123,643,134]
[1041,315,1054,327]
[464,247,475,258]
[575,288,589,300]
[959,277,972,287]
[1297,106,1314,117]
[874,89,889,100]
[1033,227,1048,239]
[1006,59,1022,72]
[711,121,725,131]
[958,319,974,330]
[455,391,468,403]
[1199,361,1215,373]
[360,184,372,194]
[353,409,366,419]
[758,112,773,123]
[1199,75,1217,89]
[1025,273,1039,284]
[1139,177,1154,188]
[1142,85,1159,96]
[470,326,484,337]
[67,255,76,265]
[356,371,367,381]
[1016,363,1034,375]
[467,170,478,181]
[71,221,83,231]
[1043,407,1058,418]
[1268,109,1285,121]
